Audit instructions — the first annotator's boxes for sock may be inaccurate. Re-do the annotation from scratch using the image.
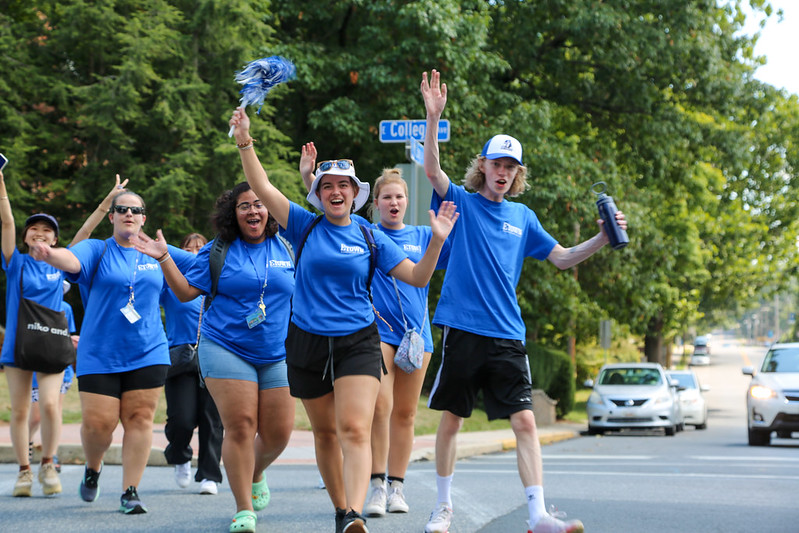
[436,474,454,507]
[526,485,546,526]
[19,464,31,472]
[41,456,53,465]
[387,475,404,485]
[370,472,386,484]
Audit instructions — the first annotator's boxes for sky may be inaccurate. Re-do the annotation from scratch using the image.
[740,0,799,94]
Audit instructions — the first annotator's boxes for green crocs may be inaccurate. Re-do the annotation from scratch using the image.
[229,510,257,533]
[251,472,270,511]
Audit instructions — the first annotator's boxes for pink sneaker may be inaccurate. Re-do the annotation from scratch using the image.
[528,510,584,533]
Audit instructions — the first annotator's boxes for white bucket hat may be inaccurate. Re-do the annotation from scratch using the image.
[481,134,523,165]
[306,160,370,212]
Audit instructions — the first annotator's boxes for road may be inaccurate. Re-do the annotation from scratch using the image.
[1,335,796,532]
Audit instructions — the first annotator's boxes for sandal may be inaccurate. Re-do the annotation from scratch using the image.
[251,472,270,511]
[229,510,257,533]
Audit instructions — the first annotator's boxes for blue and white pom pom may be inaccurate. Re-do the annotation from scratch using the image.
[229,55,296,136]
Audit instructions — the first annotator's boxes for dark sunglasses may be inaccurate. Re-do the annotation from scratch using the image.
[113,205,145,215]
[316,159,353,172]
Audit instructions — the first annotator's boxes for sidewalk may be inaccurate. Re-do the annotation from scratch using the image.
[0,420,584,466]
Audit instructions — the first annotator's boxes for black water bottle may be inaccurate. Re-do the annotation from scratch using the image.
[592,182,628,250]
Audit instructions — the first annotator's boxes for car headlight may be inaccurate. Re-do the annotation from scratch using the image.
[588,392,602,405]
[749,385,776,400]
[653,394,671,405]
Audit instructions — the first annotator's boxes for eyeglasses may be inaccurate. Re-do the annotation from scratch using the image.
[113,205,145,215]
[236,201,265,213]
[316,159,353,172]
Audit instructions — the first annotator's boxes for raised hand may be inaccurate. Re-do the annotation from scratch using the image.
[229,107,251,141]
[299,142,317,188]
[421,69,448,118]
[428,200,459,241]
[130,228,169,259]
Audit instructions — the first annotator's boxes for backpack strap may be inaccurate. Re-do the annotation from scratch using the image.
[206,237,230,311]
[293,215,324,272]
[358,224,378,301]
[277,233,295,265]
[88,241,108,292]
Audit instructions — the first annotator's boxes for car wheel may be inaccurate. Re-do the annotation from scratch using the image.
[695,422,707,430]
[748,427,770,446]
[587,425,601,435]
[665,425,676,436]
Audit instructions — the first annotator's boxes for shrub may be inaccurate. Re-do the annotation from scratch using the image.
[528,344,575,418]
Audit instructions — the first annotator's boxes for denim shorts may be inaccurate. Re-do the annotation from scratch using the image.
[197,335,288,390]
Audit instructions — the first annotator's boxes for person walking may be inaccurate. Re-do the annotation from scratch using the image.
[229,106,458,533]
[133,182,296,533]
[420,69,628,533]
[29,189,191,515]
[160,232,224,495]
[300,157,448,518]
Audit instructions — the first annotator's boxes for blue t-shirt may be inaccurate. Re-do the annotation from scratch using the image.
[367,223,449,352]
[284,203,408,336]
[183,235,295,365]
[1,249,66,365]
[67,238,170,376]
[32,300,77,388]
[431,184,558,340]
[159,246,202,348]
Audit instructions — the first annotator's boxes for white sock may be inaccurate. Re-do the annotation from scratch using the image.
[525,485,546,526]
[436,474,454,507]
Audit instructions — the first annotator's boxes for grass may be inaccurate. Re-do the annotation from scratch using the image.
[1,370,513,435]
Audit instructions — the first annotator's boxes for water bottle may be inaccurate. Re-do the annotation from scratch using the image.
[592,182,628,250]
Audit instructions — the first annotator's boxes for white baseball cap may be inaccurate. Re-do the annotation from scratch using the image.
[481,134,523,165]
[306,160,370,212]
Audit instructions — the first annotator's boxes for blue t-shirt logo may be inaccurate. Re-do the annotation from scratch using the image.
[502,222,523,237]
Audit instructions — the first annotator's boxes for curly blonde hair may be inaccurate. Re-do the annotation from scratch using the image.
[368,168,408,219]
[463,156,529,198]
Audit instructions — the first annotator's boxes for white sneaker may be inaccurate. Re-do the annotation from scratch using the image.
[387,480,409,513]
[199,478,218,495]
[363,477,387,517]
[174,461,191,489]
[528,510,584,533]
[424,503,453,533]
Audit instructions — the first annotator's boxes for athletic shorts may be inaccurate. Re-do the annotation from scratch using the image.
[198,335,288,390]
[78,365,169,399]
[427,326,533,420]
[285,321,382,399]
[30,380,72,402]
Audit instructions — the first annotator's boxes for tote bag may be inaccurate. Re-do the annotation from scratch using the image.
[14,263,75,373]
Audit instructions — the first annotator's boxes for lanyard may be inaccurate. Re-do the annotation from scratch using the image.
[114,241,140,306]
[244,242,269,316]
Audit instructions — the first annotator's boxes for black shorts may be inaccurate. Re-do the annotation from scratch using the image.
[286,321,382,399]
[78,365,169,399]
[428,327,532,420]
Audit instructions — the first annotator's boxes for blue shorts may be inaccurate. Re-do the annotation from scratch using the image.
[198,335,288,390]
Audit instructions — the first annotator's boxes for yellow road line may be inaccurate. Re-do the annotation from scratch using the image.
[741,350,752,367]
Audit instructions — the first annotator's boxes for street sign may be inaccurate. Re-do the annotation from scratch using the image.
[379,119,450,143]
[409,138,424,166]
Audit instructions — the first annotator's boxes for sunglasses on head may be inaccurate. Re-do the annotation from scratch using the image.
[236,201,265,213]
[316,159,353,172]
[113,205,145,215]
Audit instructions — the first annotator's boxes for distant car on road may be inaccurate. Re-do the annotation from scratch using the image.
[690,352,710,366]
[666,369,709,429]
[585,362,683,436]
[743,342,799,446]
[693,335,711,355]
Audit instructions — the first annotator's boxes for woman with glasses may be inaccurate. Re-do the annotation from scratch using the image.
[132,182,295,533]
[300,157,449,519]
[30,190,195,515]
[160,232,224,496]
[1,169,126,499]
[229,107,458,533]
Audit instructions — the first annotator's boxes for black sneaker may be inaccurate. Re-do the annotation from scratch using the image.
[79,464,102,502]
[335,508,347,533]
[119,486,147,514]
[341,510,368,533]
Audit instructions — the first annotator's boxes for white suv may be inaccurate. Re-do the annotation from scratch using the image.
[742,342,799,446]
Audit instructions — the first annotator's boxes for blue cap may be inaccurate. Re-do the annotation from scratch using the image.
[24,213,59,238]
[480,134,523,165]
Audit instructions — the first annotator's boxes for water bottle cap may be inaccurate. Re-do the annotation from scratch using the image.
[591,181,608,197]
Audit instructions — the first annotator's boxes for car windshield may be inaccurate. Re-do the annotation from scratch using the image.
[667,373,696,389]
[694,336,708,346]
[761,347,799,373]
[599,368,662,386]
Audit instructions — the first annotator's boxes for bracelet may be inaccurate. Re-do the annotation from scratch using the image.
[238,143,254,150]
[0,196,7,200]
[236,138,255,149]
[157,252,170,264]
